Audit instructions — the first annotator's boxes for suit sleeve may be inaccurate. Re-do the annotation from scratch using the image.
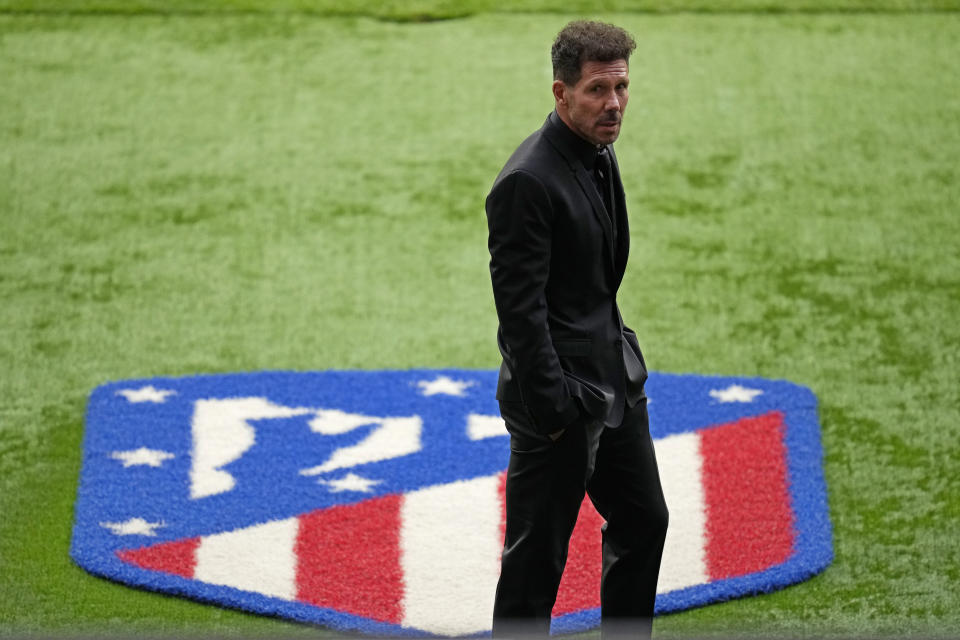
[486,169,580,431]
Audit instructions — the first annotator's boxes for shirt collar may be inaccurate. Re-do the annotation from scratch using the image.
[548,110,605,173]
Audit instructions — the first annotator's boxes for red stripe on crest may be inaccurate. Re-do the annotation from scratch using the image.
[295,494,404,624]
[700,412,794,580]
[553,497,604,615]
[116,537,200,578]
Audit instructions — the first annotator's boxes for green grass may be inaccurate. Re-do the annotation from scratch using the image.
[2,0,960,20]
[2,8,959,639]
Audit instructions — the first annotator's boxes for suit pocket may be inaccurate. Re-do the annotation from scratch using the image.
[553,338,592,357]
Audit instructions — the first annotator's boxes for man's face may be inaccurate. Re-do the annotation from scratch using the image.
[555,59,630,147]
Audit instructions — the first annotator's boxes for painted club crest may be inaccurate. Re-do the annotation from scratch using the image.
[71,370,832,636]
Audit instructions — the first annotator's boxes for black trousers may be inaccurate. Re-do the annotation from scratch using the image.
[492,399,668,639]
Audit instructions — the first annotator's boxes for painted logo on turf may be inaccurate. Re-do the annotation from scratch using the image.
[71,370,831,636]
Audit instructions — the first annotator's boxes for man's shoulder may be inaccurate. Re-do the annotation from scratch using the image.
[492,126,566,192]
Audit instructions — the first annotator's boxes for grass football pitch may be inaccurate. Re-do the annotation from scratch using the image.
[1,3,959,638]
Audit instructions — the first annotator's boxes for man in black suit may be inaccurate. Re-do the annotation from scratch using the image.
[486,21,669,638]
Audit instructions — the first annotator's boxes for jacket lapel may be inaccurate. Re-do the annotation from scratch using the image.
[573,166,617,269]
[607,147,630,283]
[542,119,618,274]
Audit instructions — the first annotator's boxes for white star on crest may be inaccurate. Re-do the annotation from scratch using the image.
[116,386,176,403]
[318,473,382,493]
[709,384,764,403]
[100,517,165,536]
[416,376,474,397]
[110,447,175,468]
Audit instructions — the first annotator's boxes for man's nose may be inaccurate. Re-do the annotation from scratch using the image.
[604,91,621,111]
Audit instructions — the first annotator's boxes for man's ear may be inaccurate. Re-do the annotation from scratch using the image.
[552,80,567,107]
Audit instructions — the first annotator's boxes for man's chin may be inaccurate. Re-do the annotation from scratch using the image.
[595,124,621,144]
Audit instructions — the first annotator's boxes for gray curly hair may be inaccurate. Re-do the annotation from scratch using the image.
[551,20,637,86]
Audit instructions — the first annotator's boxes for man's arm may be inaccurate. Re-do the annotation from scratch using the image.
[486,169,580,432]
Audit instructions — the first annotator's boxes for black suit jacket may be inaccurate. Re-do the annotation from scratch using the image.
[486,111,648,433]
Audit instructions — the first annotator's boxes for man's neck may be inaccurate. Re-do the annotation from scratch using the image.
[554,107,603,150]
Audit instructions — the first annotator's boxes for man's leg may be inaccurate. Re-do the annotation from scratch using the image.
[493,402,602,637]
[587,399,669,638]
